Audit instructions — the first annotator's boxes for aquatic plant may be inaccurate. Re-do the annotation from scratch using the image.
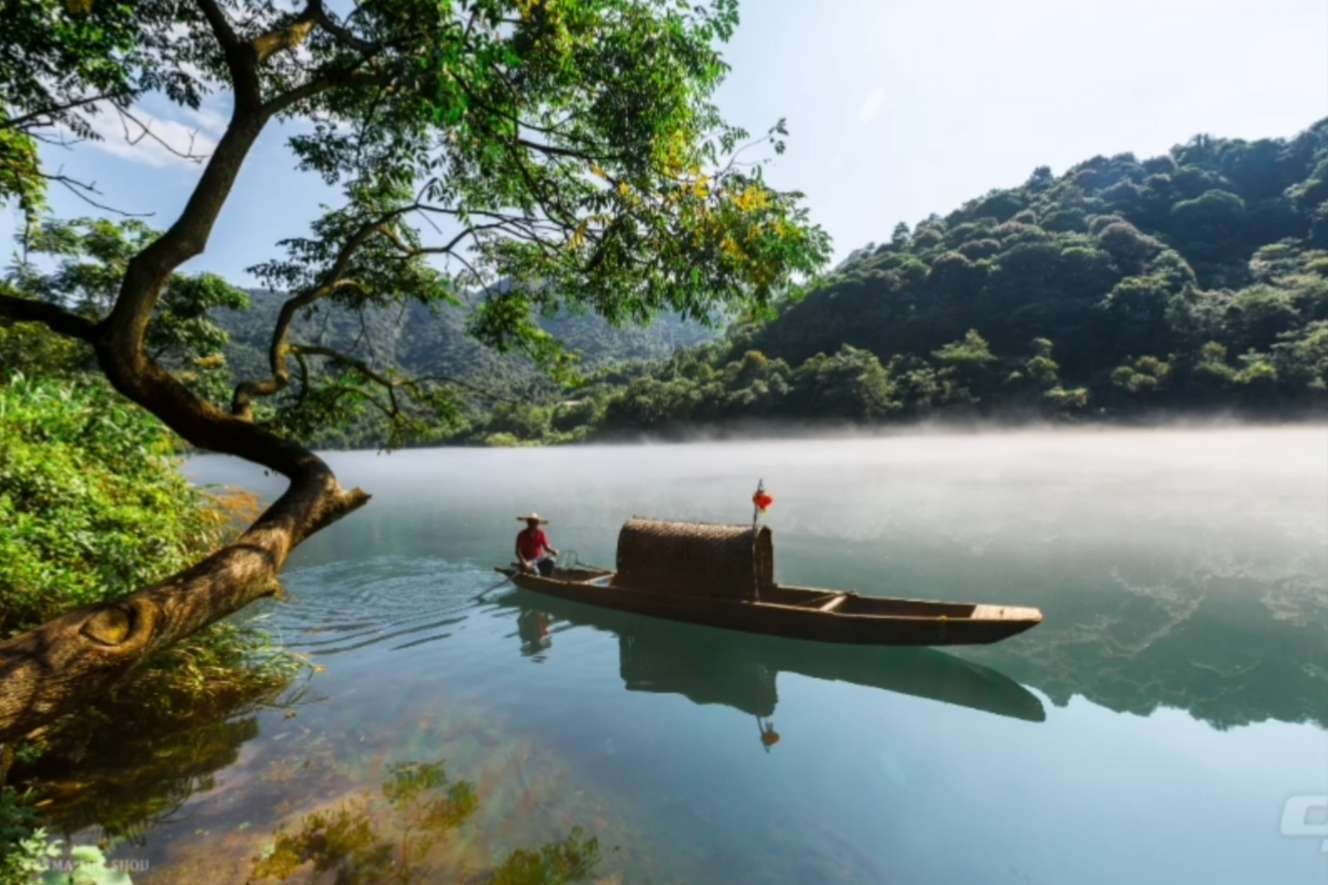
[251,757,599,884]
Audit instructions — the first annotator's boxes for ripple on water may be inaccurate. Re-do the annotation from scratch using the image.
[257,556,503,656]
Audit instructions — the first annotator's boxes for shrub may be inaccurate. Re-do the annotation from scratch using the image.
[0,374,227,634]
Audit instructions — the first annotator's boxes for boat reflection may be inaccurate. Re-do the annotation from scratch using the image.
[495,589,1046,726]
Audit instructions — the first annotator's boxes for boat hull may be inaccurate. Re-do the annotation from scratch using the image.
[498,569,1041,646]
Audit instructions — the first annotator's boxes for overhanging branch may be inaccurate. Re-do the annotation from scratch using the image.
[231,206,420,418]
[0,290,100,342]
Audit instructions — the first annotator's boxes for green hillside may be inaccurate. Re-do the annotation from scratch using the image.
[583,120,1328,436]
[213,290,715,445]
[220,290,713,388]
[212,120,1328,446]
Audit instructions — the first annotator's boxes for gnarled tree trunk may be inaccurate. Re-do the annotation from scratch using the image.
[0,456,368,742]
[0,5,372,741]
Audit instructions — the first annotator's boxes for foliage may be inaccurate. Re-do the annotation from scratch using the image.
[0,786,39,877]
[4,0,826,450]
[0,367,303,852]
[6,218,252,403]
[0,322,90,377]
[0,829,49,885]
[169,120,1328,447]
[0,373,227,633]
[19,838,133,885]
[488,826,601,885]
[199,286,722,447]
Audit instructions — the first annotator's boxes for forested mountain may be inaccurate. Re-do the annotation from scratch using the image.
[218,290,714,392]
[212,291,715,444]
[585,119,1328,437]
[211,119,1328,446]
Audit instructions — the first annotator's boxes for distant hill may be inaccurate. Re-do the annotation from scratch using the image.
[756,122,1328,379]
[215,289,715,404]
[588,119,1328,437]
[213,120,1328,446]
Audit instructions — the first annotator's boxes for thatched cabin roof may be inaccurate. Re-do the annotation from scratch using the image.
[613,518,773,599]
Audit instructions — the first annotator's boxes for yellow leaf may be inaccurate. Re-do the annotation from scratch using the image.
[732,185,770,213]
[568,222,588,250]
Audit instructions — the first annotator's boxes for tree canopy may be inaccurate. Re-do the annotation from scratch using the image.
[0,0,828,739]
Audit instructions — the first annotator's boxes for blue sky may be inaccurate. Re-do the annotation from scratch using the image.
[5,0,1327,280]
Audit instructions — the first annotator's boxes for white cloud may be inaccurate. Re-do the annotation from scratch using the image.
[180,103,229,138]
[78,104,220,169]
[856,87,885,124]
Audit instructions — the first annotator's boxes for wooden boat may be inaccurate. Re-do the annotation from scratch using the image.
[490,590,1046,721]
[498,518,1042,646]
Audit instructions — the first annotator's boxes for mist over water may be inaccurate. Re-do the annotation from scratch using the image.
[117,425,1328,882]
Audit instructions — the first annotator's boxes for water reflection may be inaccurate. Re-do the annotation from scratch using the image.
[189,429,1328,735]
[22,715,260,844]
[516,609,553,657]
[14,664,304,845]
[495,588,1047,734]
[146,433,1328,884]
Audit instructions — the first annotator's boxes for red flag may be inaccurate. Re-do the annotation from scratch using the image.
[753,489,774,512]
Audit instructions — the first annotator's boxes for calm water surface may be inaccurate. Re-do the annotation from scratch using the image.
[90,428,1328,882]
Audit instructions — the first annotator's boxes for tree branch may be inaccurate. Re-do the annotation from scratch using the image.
[41,173,154,218]
[115,107,209,163]
[231,205,419,417]
[0,92,122,131]
[194,0,243,54]
[311,1,379,54]
[0,290,99,342]
[230,278,364,417]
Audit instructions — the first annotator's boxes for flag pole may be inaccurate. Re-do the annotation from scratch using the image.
[751,478,764,601]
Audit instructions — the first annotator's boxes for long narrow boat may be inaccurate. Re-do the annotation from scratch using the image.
[498,518,1042,646]
[489,589,1047,721]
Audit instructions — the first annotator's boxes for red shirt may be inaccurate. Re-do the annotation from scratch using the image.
[517,527,550,561]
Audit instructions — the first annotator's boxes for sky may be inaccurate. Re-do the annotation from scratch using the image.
[4,0,1328,280]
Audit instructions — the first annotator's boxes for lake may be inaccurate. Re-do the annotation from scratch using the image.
[74,427,1328,882]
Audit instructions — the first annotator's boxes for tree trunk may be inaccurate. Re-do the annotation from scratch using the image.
[0,6,374,742]
[0,448,368,741]
[0,293,371,742]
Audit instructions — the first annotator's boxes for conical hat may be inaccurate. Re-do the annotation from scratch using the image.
[516,512,549,523]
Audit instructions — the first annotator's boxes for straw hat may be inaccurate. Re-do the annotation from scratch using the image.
[516,512,548,523]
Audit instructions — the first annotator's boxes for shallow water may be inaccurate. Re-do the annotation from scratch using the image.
[83,428,1328,882]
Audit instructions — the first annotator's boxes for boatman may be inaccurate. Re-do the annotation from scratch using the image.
[515,512,559,576]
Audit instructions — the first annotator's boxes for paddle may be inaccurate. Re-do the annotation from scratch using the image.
[474,573,515,601]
